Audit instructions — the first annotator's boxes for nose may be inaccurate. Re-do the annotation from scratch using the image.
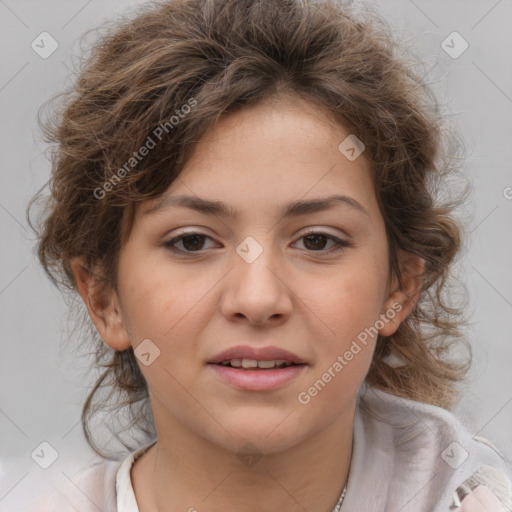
[219,240,293,326]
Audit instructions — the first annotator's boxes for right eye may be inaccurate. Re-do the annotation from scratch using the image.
[163,232,219,254]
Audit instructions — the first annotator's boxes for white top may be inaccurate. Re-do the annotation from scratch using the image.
[9,386,512,511]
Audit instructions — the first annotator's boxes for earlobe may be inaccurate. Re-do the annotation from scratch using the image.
[71,257,132,351]
[378,252,425,337]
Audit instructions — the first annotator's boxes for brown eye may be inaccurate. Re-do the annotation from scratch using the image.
[303,233,329,250]
[163,230,351,256]
[294,231,351,255]
[164,233,216,253]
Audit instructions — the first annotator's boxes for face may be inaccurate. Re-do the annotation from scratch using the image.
[91,95,408,455]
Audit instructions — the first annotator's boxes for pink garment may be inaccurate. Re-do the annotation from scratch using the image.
[460,485,508,511]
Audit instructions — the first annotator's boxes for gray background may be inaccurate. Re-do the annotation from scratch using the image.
[1,0,511,507]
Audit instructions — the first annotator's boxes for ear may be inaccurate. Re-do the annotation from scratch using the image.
[378,252,424,337]
[71,257,131,351]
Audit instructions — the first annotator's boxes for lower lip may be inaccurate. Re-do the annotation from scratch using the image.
[207,364,307,391]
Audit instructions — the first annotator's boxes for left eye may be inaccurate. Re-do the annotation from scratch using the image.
[163,231,350,255]
[294,231,350,253]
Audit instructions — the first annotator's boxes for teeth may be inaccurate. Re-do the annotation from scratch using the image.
[220,358,293,369]
[257,360,276,369]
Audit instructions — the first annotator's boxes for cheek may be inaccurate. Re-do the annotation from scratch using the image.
[118,251,214,344]
[117,262,220,400]
[295,254,389,348]
[294,267,385,417]
[119,270,208,402]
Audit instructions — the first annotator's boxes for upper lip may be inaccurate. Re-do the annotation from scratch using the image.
[208,345,307,365]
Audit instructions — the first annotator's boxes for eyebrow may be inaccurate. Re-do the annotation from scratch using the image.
[143,193,370,219]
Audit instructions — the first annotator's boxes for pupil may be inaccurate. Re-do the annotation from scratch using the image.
[304,234,327,250]
[182,234,205,251]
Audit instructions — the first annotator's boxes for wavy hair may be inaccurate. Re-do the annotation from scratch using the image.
[28,0,471,458]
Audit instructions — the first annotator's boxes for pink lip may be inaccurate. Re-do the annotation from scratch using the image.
[207,345,308,391]
[208,345,306,365]
[208,364,307,391]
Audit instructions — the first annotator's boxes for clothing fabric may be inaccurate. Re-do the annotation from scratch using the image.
[9,386,512,511]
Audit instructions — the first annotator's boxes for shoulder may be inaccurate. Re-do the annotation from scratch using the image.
[353,386,512,511]
[7,458,121,512]
[6,441,156,512]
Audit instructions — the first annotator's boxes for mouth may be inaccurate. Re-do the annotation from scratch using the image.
[208,345,307,366]
[206,346,308,390]
[209,358,304,370]
[207,361,307,391]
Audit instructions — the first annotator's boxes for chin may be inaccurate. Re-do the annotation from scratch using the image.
[206,414,313,456]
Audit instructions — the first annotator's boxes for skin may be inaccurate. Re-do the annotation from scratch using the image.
[72,94,423,512]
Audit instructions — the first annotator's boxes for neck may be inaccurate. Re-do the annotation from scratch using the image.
[132,400,355,512]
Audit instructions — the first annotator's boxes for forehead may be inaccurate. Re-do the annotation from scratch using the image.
[160,98,373,203]
[130,96,381,236]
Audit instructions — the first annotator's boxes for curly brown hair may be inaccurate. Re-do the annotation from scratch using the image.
[28,0,471,458]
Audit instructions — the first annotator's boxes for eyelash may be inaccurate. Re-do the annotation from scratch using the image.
[163,230,352,256]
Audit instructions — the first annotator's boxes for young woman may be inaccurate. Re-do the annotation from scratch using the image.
[22,0,512,510]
